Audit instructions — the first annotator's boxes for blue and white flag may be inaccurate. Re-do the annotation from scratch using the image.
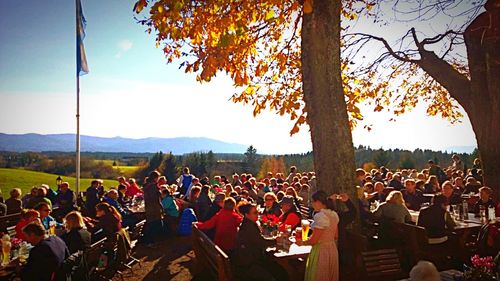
[77,0,89,76]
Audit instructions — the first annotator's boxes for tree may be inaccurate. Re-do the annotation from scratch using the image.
[133,0,360,199]
[258,156,286,179]
[373,149,391,167]
[244,145,259,174]
[160,152,178,184]
[343,1,499,194]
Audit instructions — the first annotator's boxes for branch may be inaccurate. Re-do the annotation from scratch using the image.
[345,33,416,63]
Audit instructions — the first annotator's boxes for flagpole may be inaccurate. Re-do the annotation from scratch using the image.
[75,0,81,195]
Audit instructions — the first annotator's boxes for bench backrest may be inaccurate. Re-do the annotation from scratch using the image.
[192,224,234,281]
[0,213,21,232]
[362,248,404,280]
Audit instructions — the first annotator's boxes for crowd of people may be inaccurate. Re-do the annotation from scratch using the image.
[0,153,491,281]
[359,155,493,248]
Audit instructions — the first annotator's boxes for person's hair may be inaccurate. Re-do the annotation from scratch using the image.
[107,188,118,197]
[161,188,171,197]
[441,180,453,190]
[290,166,297,172]
[189,186,201,202]
[10,188,21,199]
[428,160,435,164]
[404,179,416,186]
[147,171,161,183]
[426,175,438,185]
[311,190,335,210]
[214,193,226,203]
[356,168,366,177]
[285,187,299,199]
[415,180,425,190]
[386,191,405,206]
[118,184,127,192]
[409,261,440,281]
[479,186,493,196]
[223,197,236,210]
[22,222,46,237]
[363,182,374,192]
[238,201,255,215]
[158,176,167,183]
[65,211,85,230]
[34,202,51,211]
[201,185,210,195]
[264,192,277,202]
[95,202,122,221]
[276,191,285,201]
[183,167,190,174]
[431,193,447,206]
[241,190,249,196]
[21,209,39,220]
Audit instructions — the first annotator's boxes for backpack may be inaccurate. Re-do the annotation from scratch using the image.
[177,208,197,236]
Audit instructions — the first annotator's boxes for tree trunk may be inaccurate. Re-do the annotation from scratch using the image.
[464,4,500,197]
[301,1,357,201]
[411,3,500,197]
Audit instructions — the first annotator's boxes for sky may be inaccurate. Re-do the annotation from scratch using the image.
[0,0,478,154]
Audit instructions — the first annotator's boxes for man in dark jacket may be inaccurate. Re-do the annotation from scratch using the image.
[20,222,70,281]
[86,180,102,217]
[233,203,287,281]
[417,194,456,243]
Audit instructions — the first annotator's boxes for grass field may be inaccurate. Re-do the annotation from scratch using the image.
[0,168,119,196]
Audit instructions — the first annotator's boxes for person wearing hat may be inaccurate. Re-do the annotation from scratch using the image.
[278,195,302,232]
[86,179,103,217]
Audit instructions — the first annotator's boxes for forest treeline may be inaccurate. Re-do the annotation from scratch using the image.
[0,146,478,182]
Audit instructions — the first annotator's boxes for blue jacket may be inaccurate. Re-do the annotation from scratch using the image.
[177,208,197,236]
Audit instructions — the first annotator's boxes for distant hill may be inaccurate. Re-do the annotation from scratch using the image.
[0,133,247,154]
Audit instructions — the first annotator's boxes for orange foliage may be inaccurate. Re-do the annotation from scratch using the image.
[134,0,463,134]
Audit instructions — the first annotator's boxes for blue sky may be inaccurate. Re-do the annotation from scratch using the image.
[0,0,477,154]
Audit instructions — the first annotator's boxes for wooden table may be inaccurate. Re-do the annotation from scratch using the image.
[267,242,311,281]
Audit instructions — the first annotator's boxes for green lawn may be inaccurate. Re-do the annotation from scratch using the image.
[0,168,119,196]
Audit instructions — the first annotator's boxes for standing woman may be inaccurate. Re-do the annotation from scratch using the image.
[298,190,339,281]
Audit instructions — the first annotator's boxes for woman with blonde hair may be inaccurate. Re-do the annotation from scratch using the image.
[61,211,91,253]
[373,191,412,223]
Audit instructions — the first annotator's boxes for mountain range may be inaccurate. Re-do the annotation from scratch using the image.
[0,133,247,154]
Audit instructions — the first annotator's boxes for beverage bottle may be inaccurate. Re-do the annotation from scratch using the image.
[462,200,469,220]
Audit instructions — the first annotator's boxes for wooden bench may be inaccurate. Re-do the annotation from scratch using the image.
[0,213,21,233]
[192,224,236,281]
[361,248,406,280]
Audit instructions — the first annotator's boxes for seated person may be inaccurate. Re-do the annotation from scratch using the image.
[203,193,225,222]
[20,222,70,281]
[367,182,387,203]
[34,202,61,231]
[26,187,52,210]
[5,188,23,215]
[409,261,441,281]
[278,195,302,232]
[92,203,122,245]
[463,177,482,194]
[104,189,136,228]
[417,194,456,244]
[21,187,38,209]
[402,179,425,211]
[86,180,102,217]
[473,186,495,214]
[195,197,242,253]
[117,184,130,206]
[232,202,287,281]
[161,188,179,219]
[373,191,412,224]
[53,182,76,217]
[261,192,282,217]
[424,176,440,194]
[441,180,462,207]
[15,210,40,241]
[60,211,91,254]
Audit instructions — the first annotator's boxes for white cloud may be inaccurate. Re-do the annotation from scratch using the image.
[115,40,133,58]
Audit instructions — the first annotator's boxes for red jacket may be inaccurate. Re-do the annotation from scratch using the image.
[279,212,301,232]
[125,183,143,197]
[197,209,242,252]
